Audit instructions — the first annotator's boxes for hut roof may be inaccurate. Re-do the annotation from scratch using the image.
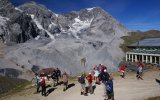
[128,37,160,48]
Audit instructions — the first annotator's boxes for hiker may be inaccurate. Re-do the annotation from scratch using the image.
[98,64,102,73]
[98,65,107,83]
[136,66,143,80]
[138,61,144,68]
[55,68,60,84]
[57,68,61,78]
[119,65,126,78]
[51,70,57,87]
[35,73,41,93]
[103,69,109,82]
[86,73,93,94]
[93,65,100,84]
[104,74,114,100]
[41,77,46,96]
[97,64,102,82]
[99,64,107,81]
[78,73,87,96]
[101,64,107,75]
[136,61,144,80]
[62,71,68,91]
[99,69,110,98]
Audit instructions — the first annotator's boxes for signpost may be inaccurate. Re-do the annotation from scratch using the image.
[81,57,86,68]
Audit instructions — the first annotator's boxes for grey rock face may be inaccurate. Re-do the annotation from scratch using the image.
[0,0,22,21]
[18,1,59,35]
[4,13,40,43]
[19,1,53,28]
[0,0,15,17]
[0,0,42,44]
[10,13,39,43]
[0,16,8,42]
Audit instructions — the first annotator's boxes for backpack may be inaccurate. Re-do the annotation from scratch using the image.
[86,75,92,83]
[51,72,57,79]
[35,76,40,84]
[106,84,112,92]
[78,76,85,84]
[41,78,45,87]
[100,72,109,82]
[106,80,113,93]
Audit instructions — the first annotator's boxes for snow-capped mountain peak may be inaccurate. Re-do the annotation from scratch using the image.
[15,7,23,13]
[87,7,97,12]
[68,16,93,39]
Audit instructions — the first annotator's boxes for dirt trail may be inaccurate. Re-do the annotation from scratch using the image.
[3,70,160,100]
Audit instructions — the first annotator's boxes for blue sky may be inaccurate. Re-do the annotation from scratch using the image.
[10,0,160,31]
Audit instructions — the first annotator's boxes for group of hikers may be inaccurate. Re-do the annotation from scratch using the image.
[34,61,144,100]
[35,68,68,96]
[51,68,69,91]
[78,61,144,100]
[78,64,114,100]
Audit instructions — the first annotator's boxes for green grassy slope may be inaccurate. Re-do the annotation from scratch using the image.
[0,75,30,97]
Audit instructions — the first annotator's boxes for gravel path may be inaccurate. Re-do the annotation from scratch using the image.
[4,70,160,100]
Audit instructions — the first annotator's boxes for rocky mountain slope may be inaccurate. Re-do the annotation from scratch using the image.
[0,0,128,78]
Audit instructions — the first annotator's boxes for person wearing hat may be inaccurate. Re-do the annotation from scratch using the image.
[86,72,93,94]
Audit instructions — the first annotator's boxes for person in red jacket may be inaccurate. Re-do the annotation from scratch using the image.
[86,73,93,94]
[41,77,46,96]
[119,65,126,78]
